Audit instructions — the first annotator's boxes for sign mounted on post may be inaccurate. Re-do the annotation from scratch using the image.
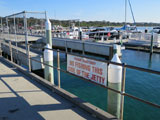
[67,54,107,86]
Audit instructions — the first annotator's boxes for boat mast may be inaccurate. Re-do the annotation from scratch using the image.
[125,0,127,28]
[128,0,136,26]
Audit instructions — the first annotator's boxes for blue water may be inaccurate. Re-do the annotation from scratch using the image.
[53,50,160,120]
[137,26,153,32]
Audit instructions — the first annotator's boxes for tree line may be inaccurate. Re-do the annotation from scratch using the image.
[0,17,160,27]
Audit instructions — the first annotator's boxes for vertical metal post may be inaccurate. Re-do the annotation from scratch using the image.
[23,11,28,54]
[82,41,85,55]
[6,17,9,41]
[0,17,2,56]
[57,49,61,88]
[1,17,2,33]
[9,41,13,62]
[27,44,31,72]
[125,0,127,28]
[14,15,18,52]
[65,40,68,53]
[150,33,154,54]
[1,17,2,28]
[6,17,9,33]
[120,63,126,120]
[78,20,81,40]
[0,40,2,56]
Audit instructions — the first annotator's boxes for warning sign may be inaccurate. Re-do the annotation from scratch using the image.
[67,54,107,86]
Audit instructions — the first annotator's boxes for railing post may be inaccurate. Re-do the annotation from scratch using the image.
[23,11,29,54]
[13,14,18,52]
[120,63,126,120]
[65,40,68,59]
[0,40,2,56]
[150,33,154,54]
[57,49,61,88]
[27,44,31,72]
[65,40,68,53]
[82,41,85,55]
[9,41,13,62]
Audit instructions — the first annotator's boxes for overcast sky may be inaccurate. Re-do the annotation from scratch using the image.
[0,0,160,23]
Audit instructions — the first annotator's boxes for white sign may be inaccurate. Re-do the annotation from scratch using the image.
[67,54,107,86]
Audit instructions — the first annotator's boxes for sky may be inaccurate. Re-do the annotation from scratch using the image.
[0,0,160,23]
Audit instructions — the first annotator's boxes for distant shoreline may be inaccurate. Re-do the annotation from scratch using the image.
[0,16,159,27]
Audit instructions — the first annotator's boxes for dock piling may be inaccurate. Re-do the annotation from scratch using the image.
[113,44,118,55]
[44,17,54,84]
[107,53,122,119]
[44,44,54,84]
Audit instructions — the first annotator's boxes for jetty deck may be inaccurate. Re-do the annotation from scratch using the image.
[0,58,99,120]
[0,33,42,43]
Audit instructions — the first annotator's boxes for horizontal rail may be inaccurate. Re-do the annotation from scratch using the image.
[1,42,160,109]
[5,11,46,18]
[28,54,160,109]
[44,47,160,75]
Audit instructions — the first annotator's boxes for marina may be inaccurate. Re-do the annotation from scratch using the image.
[0,0,160,120]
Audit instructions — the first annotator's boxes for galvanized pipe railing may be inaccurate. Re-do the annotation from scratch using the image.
[1,42,160,120]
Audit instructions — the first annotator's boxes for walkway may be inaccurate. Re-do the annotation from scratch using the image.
[0,59,99,120]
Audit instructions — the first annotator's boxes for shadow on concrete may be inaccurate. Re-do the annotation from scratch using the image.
[0,60,98,120]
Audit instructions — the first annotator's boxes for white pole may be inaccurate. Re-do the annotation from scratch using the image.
[44,44,54,84]
[107,54,122,119]
[113,44,118,55]
[44,17,54,84]
[45,18,52,46]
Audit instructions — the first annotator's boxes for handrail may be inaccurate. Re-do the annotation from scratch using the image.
[0,42,160,113]
[28,55,160,109]
[45,47,160,75]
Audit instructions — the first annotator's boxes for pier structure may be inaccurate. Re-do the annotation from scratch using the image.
[1,38,160,120]
[1,11,160,120]
[127,32,160,47]
[0,57,115,120]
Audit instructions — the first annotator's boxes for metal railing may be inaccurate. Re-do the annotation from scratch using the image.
[129,33,160,47]
[0,41,160,120]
